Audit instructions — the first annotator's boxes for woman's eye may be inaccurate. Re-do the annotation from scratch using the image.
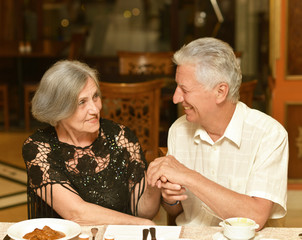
[79,100,85,105]
[93,93,100,99]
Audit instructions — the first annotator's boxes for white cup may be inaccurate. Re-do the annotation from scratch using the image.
[219,217,259,240]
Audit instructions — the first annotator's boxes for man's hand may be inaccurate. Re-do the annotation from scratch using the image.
[147,155,191,203]
[147,155,192,187]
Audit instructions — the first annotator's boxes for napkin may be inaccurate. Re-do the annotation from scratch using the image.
[104,225,182,240]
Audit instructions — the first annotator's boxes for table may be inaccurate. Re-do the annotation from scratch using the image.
[0,40,69,122]
[1,222,302,240]
[0,40,69,58]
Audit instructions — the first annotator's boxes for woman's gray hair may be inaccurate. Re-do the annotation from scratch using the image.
[173,37,242,103]
[32,60,100,126]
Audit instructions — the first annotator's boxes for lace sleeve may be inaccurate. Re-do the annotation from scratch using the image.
[22,134,76,219]
[22,136,74,192]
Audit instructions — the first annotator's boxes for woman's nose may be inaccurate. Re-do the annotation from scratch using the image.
[89,101,100,113]
[173,87,184,104]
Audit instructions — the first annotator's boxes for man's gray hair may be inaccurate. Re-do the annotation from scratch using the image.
[173,37,242,103]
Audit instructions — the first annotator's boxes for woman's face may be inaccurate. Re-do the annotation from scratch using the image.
[61,77,102,134]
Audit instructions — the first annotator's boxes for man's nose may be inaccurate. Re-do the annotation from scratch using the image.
[173,87,184,104]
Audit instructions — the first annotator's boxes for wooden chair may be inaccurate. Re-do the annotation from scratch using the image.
[99,79,164,163]
[0,83,9,131]
[239,79,258,108]
[117,51,176,148]
[118,51,174,75]
[24,32,87,131]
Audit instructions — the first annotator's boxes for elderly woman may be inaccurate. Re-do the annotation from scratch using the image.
[22,60,160,225]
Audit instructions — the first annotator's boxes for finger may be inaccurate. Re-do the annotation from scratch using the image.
[146,167,161,186]
[162,187,186,196]
[147,160,164,186]
[161,181,182,190]
[162,193,188,202]
[160,175,168,183]
[155,179,162,188]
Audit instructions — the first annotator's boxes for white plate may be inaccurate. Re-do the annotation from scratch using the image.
[7,218,81,240]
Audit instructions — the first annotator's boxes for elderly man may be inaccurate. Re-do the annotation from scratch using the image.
[147,37,288,230]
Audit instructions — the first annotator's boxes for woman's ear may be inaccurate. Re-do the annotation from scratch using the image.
[215,82,229,103]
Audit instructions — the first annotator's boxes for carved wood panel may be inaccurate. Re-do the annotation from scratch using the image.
[287,0,302,76]
[286,103,302,178]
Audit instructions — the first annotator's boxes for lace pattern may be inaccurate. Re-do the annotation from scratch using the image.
[23,118,147,218]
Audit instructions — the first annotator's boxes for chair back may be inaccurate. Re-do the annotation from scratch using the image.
[118,51,174,75]
[239,79,258,107]
[99,79,164,163]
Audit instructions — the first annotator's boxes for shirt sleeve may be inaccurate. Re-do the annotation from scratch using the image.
[246,125,289,219]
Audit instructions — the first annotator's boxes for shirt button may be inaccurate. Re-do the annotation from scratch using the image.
[212,146,216,151]
[211,169,215,175]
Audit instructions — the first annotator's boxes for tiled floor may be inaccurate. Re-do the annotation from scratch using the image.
[0,131,301,227]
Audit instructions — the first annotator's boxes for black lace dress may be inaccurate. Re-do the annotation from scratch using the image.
[22,118,147,219]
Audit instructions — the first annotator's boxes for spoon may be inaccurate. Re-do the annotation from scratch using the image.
[91,227,98,240]
[149,227,156,240]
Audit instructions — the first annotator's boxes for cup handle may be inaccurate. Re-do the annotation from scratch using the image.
[251,224,259,230]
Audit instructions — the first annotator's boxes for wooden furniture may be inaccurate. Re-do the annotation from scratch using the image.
[269,0,302,179]
[0,84,9,131]
[239,79,258,108]
[118,51,174,75]
[68,32,88,60]
[0,40,69,131]
[117,51,176,147]
[24,84,38,131]
[99,79,164,163]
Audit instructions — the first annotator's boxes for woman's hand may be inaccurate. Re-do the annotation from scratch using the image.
[160,180,187,204]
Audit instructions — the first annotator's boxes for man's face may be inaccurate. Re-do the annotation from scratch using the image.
[173,64,217,125]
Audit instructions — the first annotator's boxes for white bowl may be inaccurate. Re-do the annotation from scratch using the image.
[219,217,259,240]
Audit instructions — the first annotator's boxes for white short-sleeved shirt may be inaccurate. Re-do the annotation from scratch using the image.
[167,102,289,226]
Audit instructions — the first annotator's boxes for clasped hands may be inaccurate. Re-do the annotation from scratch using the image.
[147,155,188,204]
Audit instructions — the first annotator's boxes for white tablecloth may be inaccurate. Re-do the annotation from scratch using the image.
[1,222,302,240]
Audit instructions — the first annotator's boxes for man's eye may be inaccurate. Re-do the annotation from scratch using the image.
[79,100,85,105]
[93,93,100,99]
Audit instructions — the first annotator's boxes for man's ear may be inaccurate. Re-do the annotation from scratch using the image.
[215,82,229,103]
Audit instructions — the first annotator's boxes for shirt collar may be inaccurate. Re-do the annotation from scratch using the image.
[194,102,244,147]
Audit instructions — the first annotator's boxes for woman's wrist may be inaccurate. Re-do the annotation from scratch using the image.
[161,197,180,206]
